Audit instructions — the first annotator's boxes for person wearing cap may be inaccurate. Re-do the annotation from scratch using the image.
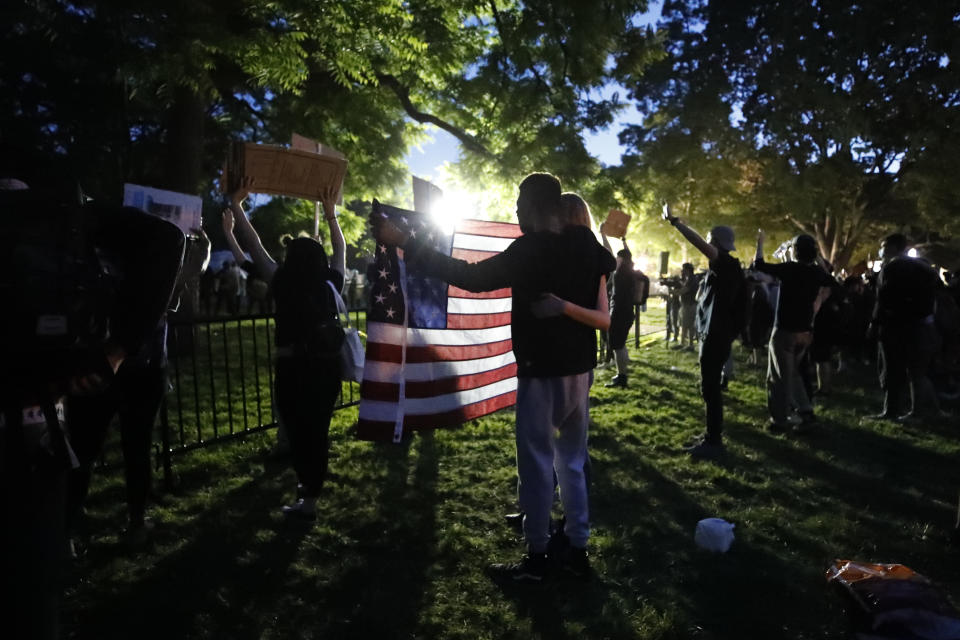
[867,233,943,421]
[752,231,836,432]
[662,205,745,459]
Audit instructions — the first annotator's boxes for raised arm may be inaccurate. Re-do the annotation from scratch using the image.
[227,192,277,279]
[322,186,346,278]
[221,209,247,266]
[600,222,613,256]
[662,203,718,262]
[755,229,765,263]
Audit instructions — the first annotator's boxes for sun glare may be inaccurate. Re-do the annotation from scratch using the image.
[429,188,475,235]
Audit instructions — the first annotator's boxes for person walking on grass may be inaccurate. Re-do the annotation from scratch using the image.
[223,186,345,520]
[371,173,614,583]
[662,204,745,460]
[751,231,835,433]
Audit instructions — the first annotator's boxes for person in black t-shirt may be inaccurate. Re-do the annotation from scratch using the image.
[752,232,835,432]
[371,173,615,583]
[223,186,346,519]
[663,205,745,460]
[867,233,943,421]
[606,245,636,388]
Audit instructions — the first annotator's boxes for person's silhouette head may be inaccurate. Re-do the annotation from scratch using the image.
[517,173,561,233]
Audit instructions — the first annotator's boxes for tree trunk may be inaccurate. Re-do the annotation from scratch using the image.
[164,86,206,194]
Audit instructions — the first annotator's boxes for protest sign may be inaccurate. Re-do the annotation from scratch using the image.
[122,183,203,236]
[603,209,631,237]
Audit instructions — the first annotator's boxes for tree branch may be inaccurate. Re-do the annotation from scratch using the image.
[376,73,496,160]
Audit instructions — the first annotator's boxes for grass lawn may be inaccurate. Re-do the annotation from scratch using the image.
[66,303,960,639]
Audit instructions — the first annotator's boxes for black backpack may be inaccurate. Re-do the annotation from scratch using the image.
[0,187,117,394]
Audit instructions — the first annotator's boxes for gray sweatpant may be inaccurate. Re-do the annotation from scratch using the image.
[515,373,592,552]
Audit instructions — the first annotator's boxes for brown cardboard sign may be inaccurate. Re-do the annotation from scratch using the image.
[603,209,631,237]
[224,141,347,202]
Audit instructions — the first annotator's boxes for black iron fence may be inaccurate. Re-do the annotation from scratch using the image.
[156,309,365,487]
[143,302,663,487]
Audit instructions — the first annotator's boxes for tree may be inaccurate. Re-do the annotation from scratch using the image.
[616,0,960,269]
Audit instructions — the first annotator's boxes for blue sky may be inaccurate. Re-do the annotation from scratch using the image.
[404,2,661,180]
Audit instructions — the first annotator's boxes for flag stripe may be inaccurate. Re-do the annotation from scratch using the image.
[453,233,514,253]
[364,338,514,365]
[452,248,498,263]
[361,363,517,401]
[356,391,518,440]
[359,377,518,420]
[367,321,511,347]
[362,350,516,383]
[446,312,512,329]
[456,219,524,239]
[447,297,512,314]
[448,286,511,299]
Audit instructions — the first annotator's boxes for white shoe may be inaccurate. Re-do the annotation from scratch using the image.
[281,498,316,520]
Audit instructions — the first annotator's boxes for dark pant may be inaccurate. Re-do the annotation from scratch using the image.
[878,323,940,416]
[66,363,165,530]
[699,334,733,444]
[2,410,68,640]
[275,356,342,496]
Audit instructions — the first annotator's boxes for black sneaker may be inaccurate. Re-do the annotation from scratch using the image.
[560,546,591,580]
[489,552,548,583]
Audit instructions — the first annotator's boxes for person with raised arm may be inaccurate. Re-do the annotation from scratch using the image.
[662,204,745,460]
[222,187,346,519]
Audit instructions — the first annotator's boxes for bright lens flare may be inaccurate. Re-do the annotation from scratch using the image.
[429,189,475,235]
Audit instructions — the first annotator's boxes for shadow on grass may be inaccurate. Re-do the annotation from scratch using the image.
[65,464,307,639]
[312,431,440,640]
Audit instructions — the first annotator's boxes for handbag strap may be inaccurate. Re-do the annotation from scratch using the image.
[326,280,352,328]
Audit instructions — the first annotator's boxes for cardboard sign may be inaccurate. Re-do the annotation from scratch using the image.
[123,183,202,235]
[223,140,347,203]
[603,209,631,237]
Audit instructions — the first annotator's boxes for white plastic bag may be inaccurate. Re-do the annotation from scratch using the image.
[695,518,735,553]
[327,281,364,382]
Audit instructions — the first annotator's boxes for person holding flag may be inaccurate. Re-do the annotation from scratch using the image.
[370,173,614,583]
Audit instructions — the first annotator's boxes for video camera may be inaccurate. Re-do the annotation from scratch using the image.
[659,276,683,290]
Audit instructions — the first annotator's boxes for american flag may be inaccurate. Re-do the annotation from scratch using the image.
[358,202,523,442]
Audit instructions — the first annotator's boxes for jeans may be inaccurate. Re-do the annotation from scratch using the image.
[515,373,591,552]
[766,328,813,425]
[878,321,941,416]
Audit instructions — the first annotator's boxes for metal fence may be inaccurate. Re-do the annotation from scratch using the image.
[147,302,664,487]
[156,309,365,487]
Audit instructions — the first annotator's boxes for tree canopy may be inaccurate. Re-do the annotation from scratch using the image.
[1,0,958,266]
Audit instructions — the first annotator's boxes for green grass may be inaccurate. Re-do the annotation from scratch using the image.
[67,302,960,639]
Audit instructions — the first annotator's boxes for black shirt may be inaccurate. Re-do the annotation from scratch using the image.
[875,256,938,328]
[611,267,636,317]
[405,225,616,377]
[697,252,744,340]
[752,258,835,332]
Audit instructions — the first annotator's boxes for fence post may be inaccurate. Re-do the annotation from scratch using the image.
[634,303,641,348]
[159,395,174,491]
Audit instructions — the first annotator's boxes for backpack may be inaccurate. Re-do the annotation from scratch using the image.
[0,188,117,394]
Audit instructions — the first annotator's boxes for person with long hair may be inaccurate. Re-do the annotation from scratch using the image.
[605,234,636,388]
[223,187,345,518]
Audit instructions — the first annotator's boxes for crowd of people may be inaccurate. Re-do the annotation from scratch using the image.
[3,165,960,637]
